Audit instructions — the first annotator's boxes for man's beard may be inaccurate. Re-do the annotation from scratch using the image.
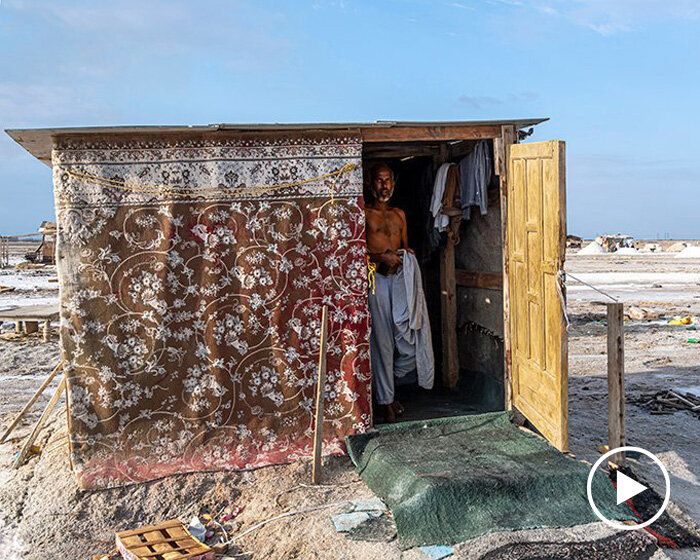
[376,189,393,202]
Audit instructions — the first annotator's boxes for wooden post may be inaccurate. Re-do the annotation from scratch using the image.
[312,305,329,484]
[440,242,459,389]
[437,149,460,390]
[499,125,517,409]
[12,375,66,469]
[607,302,625,465]
[43,320,51,342]
[0,361,64,443]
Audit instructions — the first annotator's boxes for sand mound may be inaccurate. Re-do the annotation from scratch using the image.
[675,245,700,258]
[577,242,606,255]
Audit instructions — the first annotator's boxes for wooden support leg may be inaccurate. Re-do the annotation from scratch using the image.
[607,302,625,466]
[312,305,329,484]
[1,361,64,443]
[440,241,459,389]
[12,375,66,469]
[15,321,22,334]
[43,320,51,342]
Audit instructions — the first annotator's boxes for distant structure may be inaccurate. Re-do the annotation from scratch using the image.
[595,234,635,253]
[24,221,56,264]
[566,235,583,249]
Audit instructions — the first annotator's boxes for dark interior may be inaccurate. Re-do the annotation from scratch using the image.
[362,140,506,423]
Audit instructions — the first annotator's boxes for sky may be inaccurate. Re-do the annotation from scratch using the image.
[1,0,699,238]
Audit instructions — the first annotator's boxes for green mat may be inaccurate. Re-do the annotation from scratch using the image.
[346,412,635,549]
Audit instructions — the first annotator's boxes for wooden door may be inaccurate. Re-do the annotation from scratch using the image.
[507,141,568,451]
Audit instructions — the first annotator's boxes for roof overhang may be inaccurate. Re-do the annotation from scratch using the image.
[5,118,548,167]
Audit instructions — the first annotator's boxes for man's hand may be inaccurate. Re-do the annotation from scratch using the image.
[381,249,403,268]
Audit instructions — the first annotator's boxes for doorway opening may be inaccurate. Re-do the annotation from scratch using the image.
[362,139,506,423]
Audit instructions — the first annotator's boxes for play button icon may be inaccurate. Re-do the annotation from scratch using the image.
[615,470,648,505]
[587,446,671,530]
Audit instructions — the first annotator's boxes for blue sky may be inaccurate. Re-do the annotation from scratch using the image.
[1,0,698,238]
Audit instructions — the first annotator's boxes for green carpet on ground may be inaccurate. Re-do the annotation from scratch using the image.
[346,412,635,549]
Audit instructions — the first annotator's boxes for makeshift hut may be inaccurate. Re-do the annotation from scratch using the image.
[6,120,568,489]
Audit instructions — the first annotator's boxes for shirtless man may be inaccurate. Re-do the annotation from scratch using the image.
[365,163,413,422]
[365,163,409,275]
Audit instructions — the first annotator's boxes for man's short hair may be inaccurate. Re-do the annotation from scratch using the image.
[370,162,395,184]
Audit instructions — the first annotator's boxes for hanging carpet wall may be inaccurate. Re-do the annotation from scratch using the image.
[52,132,371,489]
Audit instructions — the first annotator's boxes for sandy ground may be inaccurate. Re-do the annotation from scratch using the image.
[0,249,698,559]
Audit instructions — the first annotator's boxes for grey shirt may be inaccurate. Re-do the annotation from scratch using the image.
[459,140,493,219]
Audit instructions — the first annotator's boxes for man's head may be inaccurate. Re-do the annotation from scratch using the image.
[370,162,395,203]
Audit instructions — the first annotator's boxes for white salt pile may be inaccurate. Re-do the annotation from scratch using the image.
[578,242,606,255]
[615,247,640,255]
[668,241,688,252]
[675,245,700,258]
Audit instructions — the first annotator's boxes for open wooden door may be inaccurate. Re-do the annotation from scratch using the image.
[507,141,568,451]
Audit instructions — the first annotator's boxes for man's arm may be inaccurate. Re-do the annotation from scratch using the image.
[397,209,414,254]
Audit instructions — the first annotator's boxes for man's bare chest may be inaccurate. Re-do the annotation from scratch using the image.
[366,211,402,237]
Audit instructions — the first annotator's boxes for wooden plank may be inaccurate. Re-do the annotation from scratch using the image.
[607,302,625,465]
[362,124,501,143]
[1,361,64,443]
[436,155,460,391]
[12,375,65,468]
[493,137,504,177]
[499,125,516,410]
[117,519,183,538]
[0,304,60,321]
[440,242,459,389]
[312,305,329,484]
[454,270,503,290]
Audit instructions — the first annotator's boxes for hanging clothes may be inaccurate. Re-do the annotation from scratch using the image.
[459,140,493,219]
[368,251,434,405]
[430,162,455,231]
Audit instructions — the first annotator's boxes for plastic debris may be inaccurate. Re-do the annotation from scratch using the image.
[688,339,699,344]
[349,497,388,512]
[187,516,207,542]
[332,511,372,532]
[669,316,692,325]
[416,545,454,559]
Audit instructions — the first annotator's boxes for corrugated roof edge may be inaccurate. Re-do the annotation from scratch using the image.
[5,118,548,166]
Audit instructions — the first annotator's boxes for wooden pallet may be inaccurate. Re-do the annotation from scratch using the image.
[115,520,214,560]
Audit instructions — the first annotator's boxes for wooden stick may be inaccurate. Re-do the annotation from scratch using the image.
[12,375,66,469]
[607,302,625,466]
[1,361,64,443]
[312,305,329,485]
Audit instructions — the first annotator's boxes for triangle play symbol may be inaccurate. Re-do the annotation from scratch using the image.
[616,471,648,505]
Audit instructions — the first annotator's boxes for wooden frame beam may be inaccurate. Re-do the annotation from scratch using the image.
[362,125,501,143]
[499,125,517,410]
[455,270,503,291]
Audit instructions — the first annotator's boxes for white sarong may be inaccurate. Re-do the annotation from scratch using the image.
[368,251,434,405]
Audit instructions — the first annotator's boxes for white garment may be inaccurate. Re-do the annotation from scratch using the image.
[430,163,455,231]
[401,251,434,389]
[368,252,434,405]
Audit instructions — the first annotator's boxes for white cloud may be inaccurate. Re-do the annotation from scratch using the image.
[517,0,700,35]
[459,92,539,108]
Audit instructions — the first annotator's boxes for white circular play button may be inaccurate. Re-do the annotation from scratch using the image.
[586,446,671,530]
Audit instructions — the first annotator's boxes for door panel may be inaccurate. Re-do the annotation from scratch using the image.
[507,141,568,451]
